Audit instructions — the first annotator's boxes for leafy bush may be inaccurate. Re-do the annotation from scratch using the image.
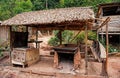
[48,30,97,46]
[74,30,97,44]
[48,30,74,46]
[48,37,59,46]
[99,38,119,53]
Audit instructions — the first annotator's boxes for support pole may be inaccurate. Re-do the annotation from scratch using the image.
[96,30,99,41]
[9,26,12,64]
[26,26,28,32]
[85,25,88,75]
[59,30,62,45]
[36,27,38,48]
[105,23,109,75]
[101,23,109,76]
[101,28,104,43]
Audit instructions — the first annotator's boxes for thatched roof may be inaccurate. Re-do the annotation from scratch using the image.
[1,7,94,30]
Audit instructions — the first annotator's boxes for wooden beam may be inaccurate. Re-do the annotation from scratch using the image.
[95,18,104,21]
[37,26,84,30]
[70,30,81,43]
[85,24,88,75]
[96,17,111,30]
[90,46,101,62]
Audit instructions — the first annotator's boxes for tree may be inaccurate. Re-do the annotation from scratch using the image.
[13,0,33,14]
[0,0,33,20]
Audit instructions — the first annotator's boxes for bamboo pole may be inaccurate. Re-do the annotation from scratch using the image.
[85,24,88,75]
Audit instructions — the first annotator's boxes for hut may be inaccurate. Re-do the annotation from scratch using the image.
[96,2,120,47]
[1,7,109,75]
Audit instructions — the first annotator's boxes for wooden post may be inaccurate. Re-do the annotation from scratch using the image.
[85,25,88,75]
[59,30,62,45]
[36,27,38,48]
[26,26,28,32]
[9,26,12,64]
[101,28,104,43]
[53,52,58,68]
[105,23,109,75]
[96,30,99,41]
[101,23,109,76]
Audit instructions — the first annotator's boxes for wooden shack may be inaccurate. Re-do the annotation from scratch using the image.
[96,2,120,46]
[1,7,111,75]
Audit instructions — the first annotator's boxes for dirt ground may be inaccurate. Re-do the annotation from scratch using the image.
[0,35,120,78]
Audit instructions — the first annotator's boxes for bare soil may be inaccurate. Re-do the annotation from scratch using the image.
[0,35,120,78]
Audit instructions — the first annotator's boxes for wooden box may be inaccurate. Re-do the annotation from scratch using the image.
[12,48,39,67]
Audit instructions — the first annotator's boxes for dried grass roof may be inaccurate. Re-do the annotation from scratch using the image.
[1,7,94,27]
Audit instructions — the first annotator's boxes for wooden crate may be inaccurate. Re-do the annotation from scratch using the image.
[12,48,39,67]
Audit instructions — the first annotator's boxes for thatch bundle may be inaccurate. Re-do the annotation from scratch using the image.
[1,7,94,27]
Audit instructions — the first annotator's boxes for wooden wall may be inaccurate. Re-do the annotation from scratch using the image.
[0,26,9,45]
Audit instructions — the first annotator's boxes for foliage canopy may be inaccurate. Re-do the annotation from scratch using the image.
[0,0,119,20]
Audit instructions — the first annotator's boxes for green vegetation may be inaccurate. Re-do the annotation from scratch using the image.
[48,30,97,46]
[99,38,120,53]
[0,0,120,20]
[48,30,74,46]
[74,31,97,44]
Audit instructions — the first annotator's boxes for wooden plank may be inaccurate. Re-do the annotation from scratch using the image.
[99,42,106,58]
[90,46,101,62]
[55,51,77,54]
[96,17,111,30]
[20,70,56,76]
